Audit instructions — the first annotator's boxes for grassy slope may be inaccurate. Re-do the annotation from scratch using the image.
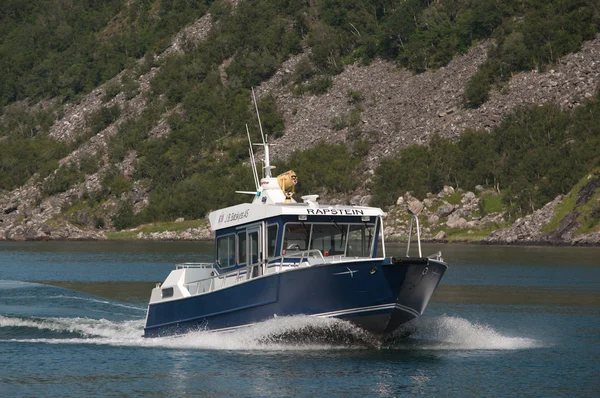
[543,168,600,236]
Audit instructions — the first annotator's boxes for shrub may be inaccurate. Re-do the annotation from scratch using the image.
[101,172,132,198]
[292,58,315,84]
[87,105,121,135]
[112,201,137,230]
[42,165,85,196]
[305,75,333,95]
[102,80,122,102]
[347,89,363,104]
[121,74,140,100]
[464,70,491,108]
[277,143,360,196]
[257,94,285,139]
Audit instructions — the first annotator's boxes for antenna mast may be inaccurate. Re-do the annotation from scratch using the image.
[252,87,273,178]
[246,125,260,191]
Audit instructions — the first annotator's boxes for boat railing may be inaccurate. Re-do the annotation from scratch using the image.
[267,249,327,272]
[180,249,354,297]
[427,251,444,262]
[406,213,422,257]
[182,265,248,295]
[176,262,215,269]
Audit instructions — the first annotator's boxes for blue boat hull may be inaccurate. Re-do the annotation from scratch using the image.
[143,257,447,338]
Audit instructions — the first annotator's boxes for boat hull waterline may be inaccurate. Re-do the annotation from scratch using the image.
[144,257,447,338]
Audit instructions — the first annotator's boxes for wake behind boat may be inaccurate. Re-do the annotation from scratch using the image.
[143,96,448,338]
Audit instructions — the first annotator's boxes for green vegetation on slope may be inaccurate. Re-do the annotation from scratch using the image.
[2,0,597,108]
[371,90,600,217]
[543,168,600,236]
[276,143,362,197]
[1,0,599,230]
[0,0,207,106]
[464,0,600,107]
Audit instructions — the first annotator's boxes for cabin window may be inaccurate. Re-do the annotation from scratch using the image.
[347,224,375,257]
[237,231,247,265]
[267,224,278,258]
[217,234,235,268]
[310,224,347,255]
[283,223,310,251]
[161,287,174,299]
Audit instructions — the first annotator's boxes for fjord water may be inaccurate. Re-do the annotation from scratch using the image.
[1,242,598,397]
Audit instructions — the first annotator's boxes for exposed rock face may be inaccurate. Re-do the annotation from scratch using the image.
[383,182,600,245]
[485,196,564,244]
[157,14,212,59]
[260,36,600,169]
[383,188,491,241]
[136,227,213,241]
[485,170,600,245]
[258,45,490,166]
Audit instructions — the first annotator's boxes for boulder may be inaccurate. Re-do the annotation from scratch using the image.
[438,186,455,197]
[462,191,476,203]
[428,214,439,225]
[456,207,473,218]
[466,220,480,228]
[407,198,424,215]
[437,204,456,218]
[446,215,467,229]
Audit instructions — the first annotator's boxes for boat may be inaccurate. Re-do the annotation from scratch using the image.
[143,97,448,339]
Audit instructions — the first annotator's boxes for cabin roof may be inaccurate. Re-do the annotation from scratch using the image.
[208,201,384,231]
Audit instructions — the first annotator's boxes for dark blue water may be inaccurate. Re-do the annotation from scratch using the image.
[1,242,598,397]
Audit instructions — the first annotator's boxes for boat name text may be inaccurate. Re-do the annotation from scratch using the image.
[306,209,364,215]
[218,210,250,223]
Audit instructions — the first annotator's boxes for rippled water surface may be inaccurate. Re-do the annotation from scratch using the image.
[1,242,598,397]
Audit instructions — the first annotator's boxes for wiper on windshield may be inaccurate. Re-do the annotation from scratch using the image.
[329,216,344,234]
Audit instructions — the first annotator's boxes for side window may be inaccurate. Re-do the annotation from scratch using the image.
[267,224,278,258]
[217,235,235,268]
[237,231,247,265]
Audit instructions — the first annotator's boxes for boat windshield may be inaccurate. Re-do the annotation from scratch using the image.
[283,222,375,257]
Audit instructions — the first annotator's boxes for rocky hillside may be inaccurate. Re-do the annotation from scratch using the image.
[0,2,599,243]
[485,169,600,245]
[259,36,600,166]
[0,14,214,241]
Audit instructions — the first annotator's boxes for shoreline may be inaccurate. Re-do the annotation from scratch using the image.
[2,236,599,247]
